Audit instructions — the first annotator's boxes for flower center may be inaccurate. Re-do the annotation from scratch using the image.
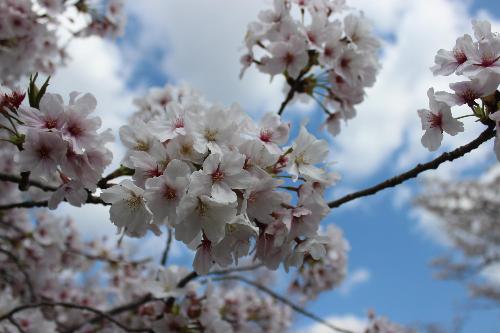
[163,186,176,200]
[284,52,295,65]
[67,123,83,137]
[174,117,184,129]
[135,140,150,151]
[427,113,443,130]
[204,129,218,142]
[259,129,273,142]
[453,49,467,64]
[45,118,58,129]
[37,145,50,159]
[127,194,142,210]
[212,168,224,182]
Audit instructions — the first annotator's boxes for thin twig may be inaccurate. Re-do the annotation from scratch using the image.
[8,317,25,333]
[278,85,297,116]
[0,248,36,302]
[0,302,152,332]
[65,294,155,333]
[213,274,355,333]
[328,126,496,209]
[68,249,151,266]
[160,227,173,266]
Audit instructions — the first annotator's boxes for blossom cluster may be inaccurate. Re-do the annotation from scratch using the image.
[102,84,342,275]
[289,224,348,301]
[419,20,500,156]
[0,0,125,86]
[416,166,500,304]
[241,0,380,136]
[14,89,114,209]
[0,197,292,332]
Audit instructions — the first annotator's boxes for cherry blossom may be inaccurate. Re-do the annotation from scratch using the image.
[101,179,155,237]
[417,88,464,152]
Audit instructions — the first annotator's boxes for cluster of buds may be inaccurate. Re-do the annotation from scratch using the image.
[419,20,500,157]
[102,84,344,275]
[241,0,380,135]
[0,0,125,86]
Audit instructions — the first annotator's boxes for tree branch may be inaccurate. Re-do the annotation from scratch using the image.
[328,126,496,209]
[0,194,108,210]
[212,274,355,333]
[0,302,152,332]
[0,173,57,192]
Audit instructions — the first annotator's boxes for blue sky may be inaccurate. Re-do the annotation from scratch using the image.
[48,0,500,332]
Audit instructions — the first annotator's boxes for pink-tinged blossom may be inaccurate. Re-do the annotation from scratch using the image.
[60,147,101,190]
[431,34,474,76]
[212,215,259,266]
[417,88,464,152]
[262,36,309,79]
[243,175,287,224]
[119,120,157,167]
[435,78,498,106]
[193,239,215,275]
[61,93,101,153]
[285,236,328,270]
[249,112,290,154]
[191,105,238,154]
[343,13,380,51]
[19,130,65,178]
[189,152,254,204]
[175,195,237,244]
[166,134,204,164]
[100,180,155,237]
[130,142,169,188]
[148,102,188,142]
[18,93,65,131]
[144,159,191,225]
[320,112,342,136]
[287,126,329,181]
[472,19,493,41]
[461,37,500,79]
[48,180,88,209]
[318,32,343,67]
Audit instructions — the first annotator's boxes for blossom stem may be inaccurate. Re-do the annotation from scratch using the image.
[328,126,496,209]
[97,166,134,189]
[455,114,477,120]
[212,274,355,333]
[160,227,173,266]
[312,94,332,115]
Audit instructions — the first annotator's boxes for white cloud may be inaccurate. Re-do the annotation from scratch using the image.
[126,0,286,116]
[303,314,367,333]
[340,268,371,295]
[332,0,478,181]
[410,208,451,247]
